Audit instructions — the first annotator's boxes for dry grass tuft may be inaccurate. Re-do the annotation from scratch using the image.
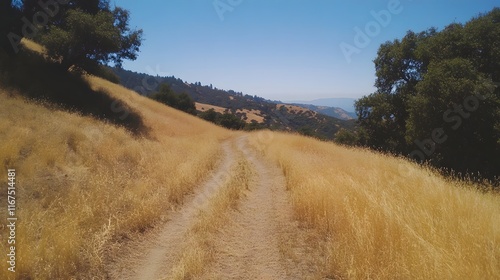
[20,38,46,55]
[249,131,500,280]
[169,154,252,279]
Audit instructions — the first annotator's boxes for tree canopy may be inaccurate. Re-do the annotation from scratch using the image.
[355,8,500,179]
[0,1,22,53]
[4,0,142,71]
[151,84,197,115]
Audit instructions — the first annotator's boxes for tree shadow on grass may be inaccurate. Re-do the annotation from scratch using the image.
[0,47,149,137]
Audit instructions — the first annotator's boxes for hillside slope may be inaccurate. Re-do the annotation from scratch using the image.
[0,62,498,279]
[113,67,356,139]
[1,10,498,279]
[289,103,357,120]
[249,132,500,279]
[0,76,229,279]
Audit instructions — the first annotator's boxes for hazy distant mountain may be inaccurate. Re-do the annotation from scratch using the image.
[286,98,357,113]
[288,103,356,120]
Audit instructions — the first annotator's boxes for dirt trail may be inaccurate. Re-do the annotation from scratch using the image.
[107,136,316,279]
[200,136,312,279]
[107,141,236,280]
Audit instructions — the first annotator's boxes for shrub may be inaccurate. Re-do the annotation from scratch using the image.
[151,83,196,115]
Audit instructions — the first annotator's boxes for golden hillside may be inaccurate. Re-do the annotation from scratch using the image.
[0,76,229,279]
[196,102,265,124]
[0,71,498,279]
[248,132,500,279]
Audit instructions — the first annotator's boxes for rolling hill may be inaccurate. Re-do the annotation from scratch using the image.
[289,103,357,120]
[286,97,358,113]
[1,41,499,279]
[112,67,356,139]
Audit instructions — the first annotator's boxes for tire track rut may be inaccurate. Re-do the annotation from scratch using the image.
[107,141,236,280]
[200,136,312,279]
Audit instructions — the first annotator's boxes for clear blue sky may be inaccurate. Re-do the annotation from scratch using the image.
[114,0,497,101]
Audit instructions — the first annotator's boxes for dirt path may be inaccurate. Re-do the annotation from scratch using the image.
[107,141,236,280]
[107,136,317,279]
[200,136,313,279]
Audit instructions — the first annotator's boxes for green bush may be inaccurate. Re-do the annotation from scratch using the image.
[218,112,246,130]
[334,128,359,146]
[150,83,197,115]
[91,64,121,84]
[199,108,218,123]
[198,108,246,130]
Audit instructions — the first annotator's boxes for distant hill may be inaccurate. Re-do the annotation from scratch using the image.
[286,98,357,113]
[112,68,356,139]
[287,103,356,120]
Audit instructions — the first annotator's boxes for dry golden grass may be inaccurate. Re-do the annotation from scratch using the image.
[196,102,265,124]
[277,104,317,116]
[195,102,228,114]
[249,131,500,279]
[0,77,229,279]
[169,155,252,279]
[20,38,46,55]
[236,108,265,124]
[2,39,498,278]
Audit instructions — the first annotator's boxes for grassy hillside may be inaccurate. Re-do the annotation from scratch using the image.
[0,41,498,279]
[249,132,500,279]
[291,103,357,120]
[1,73,498,279]
[0,77,229,279]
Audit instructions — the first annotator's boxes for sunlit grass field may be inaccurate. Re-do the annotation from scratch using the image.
[249,132,500,279]
[0,78,229,279]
